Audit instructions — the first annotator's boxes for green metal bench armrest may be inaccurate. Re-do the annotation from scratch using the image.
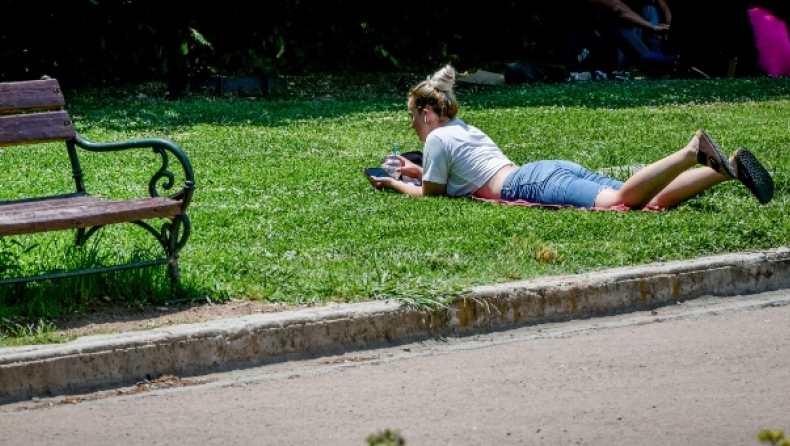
[73,133,195,211]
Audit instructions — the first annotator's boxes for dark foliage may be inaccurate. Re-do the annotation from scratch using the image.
[0,0,558,88]
[0,0,768,88]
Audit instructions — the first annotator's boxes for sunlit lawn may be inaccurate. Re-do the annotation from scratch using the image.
[2,76,790,338]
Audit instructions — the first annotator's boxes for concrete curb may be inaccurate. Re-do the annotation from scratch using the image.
[2,247,790,404]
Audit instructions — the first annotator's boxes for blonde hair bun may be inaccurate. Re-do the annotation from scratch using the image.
[427,65,456,93]
[410,64,459,119]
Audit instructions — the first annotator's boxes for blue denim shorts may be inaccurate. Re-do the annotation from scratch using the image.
[500,161,624,208]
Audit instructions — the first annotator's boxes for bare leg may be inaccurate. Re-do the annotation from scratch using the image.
[595,136,701,208]
[645,166,730,208]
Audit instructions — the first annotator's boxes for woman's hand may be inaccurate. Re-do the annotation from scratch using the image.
[382,155,423,180]
[365,172,397,190]
[651,23,670,39]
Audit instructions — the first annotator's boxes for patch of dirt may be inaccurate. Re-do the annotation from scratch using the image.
[128,70,488,100]
[285,71,427,99]
[123,71,429,100]
[269,70,494,100]
[321,354,383,365]
[53,300,304,339]
[9,374,213,411]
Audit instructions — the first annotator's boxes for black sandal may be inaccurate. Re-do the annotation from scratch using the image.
[696,130,736,179]
[734,148,774,204]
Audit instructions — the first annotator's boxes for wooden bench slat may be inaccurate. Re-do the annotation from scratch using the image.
[0,110,76,147]
[0,196,184,237]
[0,194,92,212]
[0,79,65,113]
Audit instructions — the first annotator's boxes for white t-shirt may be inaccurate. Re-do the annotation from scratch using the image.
[422,118,514,197]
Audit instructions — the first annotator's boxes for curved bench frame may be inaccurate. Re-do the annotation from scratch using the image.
[0,78,195,286]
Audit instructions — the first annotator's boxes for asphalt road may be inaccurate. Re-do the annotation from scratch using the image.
[2,291,790,445]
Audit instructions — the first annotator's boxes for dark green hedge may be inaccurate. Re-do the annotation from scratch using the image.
[0,0,557,87]
[2,1,769,88]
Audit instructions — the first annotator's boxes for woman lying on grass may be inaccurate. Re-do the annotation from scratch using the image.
[365,64,774,208]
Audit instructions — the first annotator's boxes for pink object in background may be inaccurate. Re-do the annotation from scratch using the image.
[748,7,790,77]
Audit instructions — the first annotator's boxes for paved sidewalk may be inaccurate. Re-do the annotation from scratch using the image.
[2,247,790,404]
[3,291,789,445]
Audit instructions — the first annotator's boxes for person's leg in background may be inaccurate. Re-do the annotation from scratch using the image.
[612,7,663,72]
[640,4,663,52]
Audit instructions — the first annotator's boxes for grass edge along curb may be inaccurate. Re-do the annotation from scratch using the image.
[2,247,790,404]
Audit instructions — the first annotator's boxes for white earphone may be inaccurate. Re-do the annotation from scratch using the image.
[423,115,427,124]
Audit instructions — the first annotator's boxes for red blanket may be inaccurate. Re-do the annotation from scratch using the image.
[469,196,665,212]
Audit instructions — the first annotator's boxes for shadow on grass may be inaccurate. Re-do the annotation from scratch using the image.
[66,77,790,133]
[0,235,211,346]
[0,272,210,347]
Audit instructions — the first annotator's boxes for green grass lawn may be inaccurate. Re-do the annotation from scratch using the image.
[2,76,790,340]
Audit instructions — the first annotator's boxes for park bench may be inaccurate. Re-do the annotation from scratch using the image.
[0,77,195,285]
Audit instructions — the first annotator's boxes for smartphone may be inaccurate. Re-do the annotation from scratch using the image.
[364,167,390,178]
